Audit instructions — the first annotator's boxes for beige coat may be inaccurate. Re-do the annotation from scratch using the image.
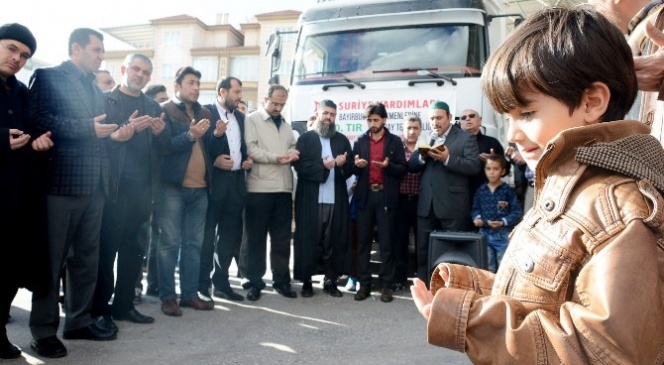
[244,108,297,193]
[427,121,664,364]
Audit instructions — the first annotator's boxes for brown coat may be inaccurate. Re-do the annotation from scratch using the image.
[426,121,664,364]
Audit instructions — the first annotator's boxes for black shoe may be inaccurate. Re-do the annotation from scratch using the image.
[145,287,159,297]
[301,281,314,298]
[0,335,21,359]
[198,287,211,299]
[354,285,371,301]
[213,287,244,301]
[273,283,297,299]
[380,288,394,303]
[63,321,117,341]
[246,287,261,301]
[241,279,252,290]
[30,336,67,358]
[113,308,155,324]
[323,280,343,298]
[97,315,119,336]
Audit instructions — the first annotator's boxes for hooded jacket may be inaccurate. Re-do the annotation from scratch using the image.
[426,121,664,364]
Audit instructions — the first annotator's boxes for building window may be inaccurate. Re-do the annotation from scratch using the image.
[229,56,259,82]
[193,57,219,82]
[161,64,179,80]
[163,31,182,47]
[130,40,152,49]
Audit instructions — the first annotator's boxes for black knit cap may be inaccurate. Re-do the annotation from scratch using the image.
[0,23,37,56]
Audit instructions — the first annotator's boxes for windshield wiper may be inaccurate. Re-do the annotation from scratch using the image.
[373,67,437,73]
[295,70,351,77]
[373,67,457,86]
[300,70,366,90]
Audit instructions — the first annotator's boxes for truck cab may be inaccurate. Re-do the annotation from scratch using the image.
[268,0,518,144]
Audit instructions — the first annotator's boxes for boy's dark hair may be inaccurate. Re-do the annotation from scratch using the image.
[364,102,388,119]
[216,76,242,93]
[485,154,507,169]
[69,28,103,55]
[482,6,636,122]
[145,84,166,98]
[175,66,201,85]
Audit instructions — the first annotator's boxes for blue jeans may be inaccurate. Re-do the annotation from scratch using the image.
[484,229,509,273]
[156,184,208,301]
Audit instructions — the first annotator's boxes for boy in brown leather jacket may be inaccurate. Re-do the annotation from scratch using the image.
[412,6,664,364]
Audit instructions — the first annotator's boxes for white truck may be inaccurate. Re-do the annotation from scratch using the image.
[267,0,521,144]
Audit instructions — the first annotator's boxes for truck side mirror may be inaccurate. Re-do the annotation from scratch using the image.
[266,33,282,74]
[514,18,524,28]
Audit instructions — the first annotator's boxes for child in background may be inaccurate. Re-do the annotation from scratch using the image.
[412,6,664,364]
[470,154,522,272]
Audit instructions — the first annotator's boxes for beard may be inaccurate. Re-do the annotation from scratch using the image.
[315,120,336,138]
[370,125,384,134]
[224,98,235,112]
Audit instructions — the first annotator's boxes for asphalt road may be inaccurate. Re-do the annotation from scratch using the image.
[6,272,473,365]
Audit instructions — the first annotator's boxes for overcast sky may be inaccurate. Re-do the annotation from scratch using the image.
[2,0,308,64]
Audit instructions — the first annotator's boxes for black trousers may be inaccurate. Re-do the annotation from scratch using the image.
[1,285,18,331]
[356,191,395,288]
[142,214,159,293]
[92,179,152,317]
[394,194,418,284]
[244,192,293,290]
[199,175,246,293]
[30,190,105,340]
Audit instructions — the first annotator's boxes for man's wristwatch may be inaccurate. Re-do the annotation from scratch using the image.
[187,131,196,141]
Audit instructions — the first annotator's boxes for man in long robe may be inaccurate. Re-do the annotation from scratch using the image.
[293,99,353,297]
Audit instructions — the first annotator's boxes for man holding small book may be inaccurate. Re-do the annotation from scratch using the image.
[407,101,480,283]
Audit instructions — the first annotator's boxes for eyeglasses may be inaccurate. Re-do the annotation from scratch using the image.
[0,42,31,62]
[460,113,477,121]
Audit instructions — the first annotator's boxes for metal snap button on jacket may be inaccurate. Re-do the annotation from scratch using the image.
[543,200,555,211]
[520,257,535,273]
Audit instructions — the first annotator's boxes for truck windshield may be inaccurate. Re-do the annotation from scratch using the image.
[293,23,485,84]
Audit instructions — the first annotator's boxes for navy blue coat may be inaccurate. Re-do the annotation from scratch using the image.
[159,99,213,190]
[203,103,248,200]
[28,60,110,196]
